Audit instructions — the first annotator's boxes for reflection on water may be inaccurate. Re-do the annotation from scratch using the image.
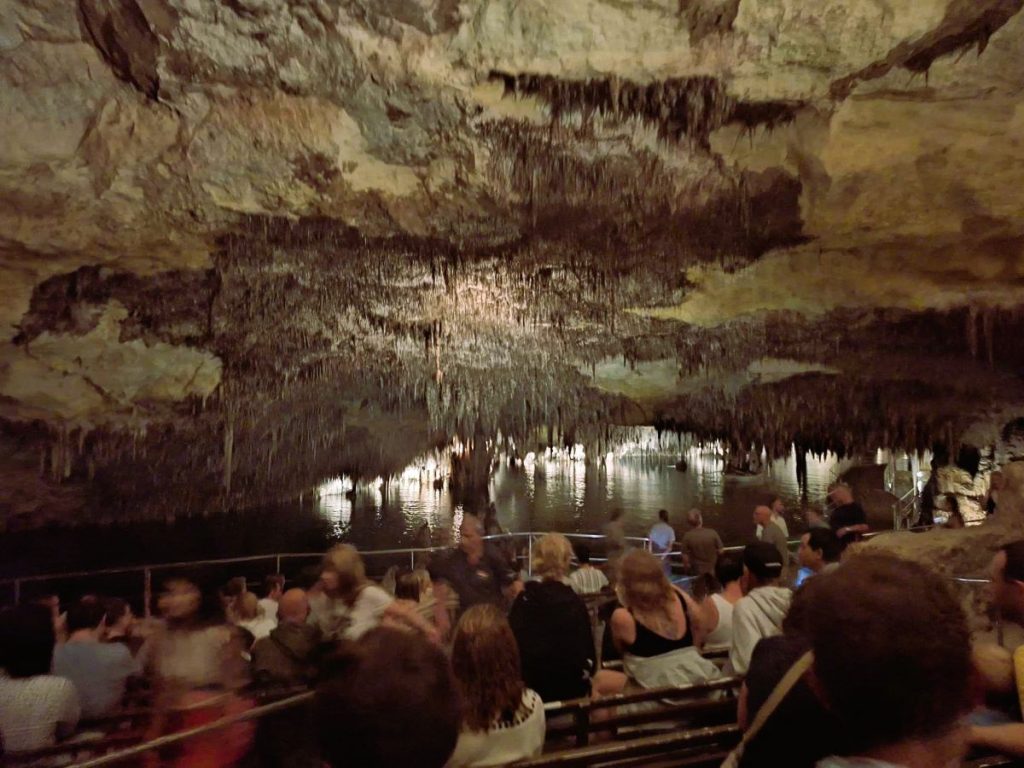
[322,433,861,552]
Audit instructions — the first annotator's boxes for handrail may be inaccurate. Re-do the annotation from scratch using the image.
[65,691,314,768]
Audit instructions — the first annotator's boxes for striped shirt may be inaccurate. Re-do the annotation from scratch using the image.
[568,566,609,595]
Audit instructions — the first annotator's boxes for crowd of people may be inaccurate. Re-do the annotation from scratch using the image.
[1,483,1023,768]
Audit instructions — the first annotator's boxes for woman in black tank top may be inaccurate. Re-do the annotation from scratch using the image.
[592,550,706,698]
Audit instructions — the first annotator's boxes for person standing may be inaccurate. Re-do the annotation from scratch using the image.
[681,509,724,576]
[604,509,628,582]
[648,509,676,575]
[827,483,868,548]
[753,505,789,574]
[755,496,790,539]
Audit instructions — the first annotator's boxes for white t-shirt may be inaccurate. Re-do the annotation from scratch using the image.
[309,585,393,641]
[446,689,545,767]
[257,598,279,622]
[0,673,80,753]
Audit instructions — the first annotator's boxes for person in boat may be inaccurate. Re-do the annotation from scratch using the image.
[592,549,719,697]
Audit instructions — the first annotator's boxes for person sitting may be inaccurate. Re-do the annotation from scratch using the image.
[259,575,285,622]
[53,598,141,719]
[448,604,545,767]
[827,482,868,548]
[309,545,394,642]
[316,627,460,768]
[696,551,744,651]
[509,533,595,702]
[794,528,841,587]
[970,541,1024,755]
[102,597,145,658]
[0,604,80,754]
[235,591,277,643]
[648,509,676,575]
[592,549,720,697]
[808,555,973,768]
[729,542,792,675]
[428,515,522,620]
[252,589,321,688]
[567,544,609,595]
[681,508,724,577]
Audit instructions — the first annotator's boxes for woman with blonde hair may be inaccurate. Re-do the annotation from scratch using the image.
[593,549,719,697]
[310,544,394,641]
[509,533,595,702]
[448,605,545,767]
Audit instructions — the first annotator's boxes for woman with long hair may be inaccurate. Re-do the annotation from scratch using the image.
[593,549,719,697]
[448,604,545,767]
[509,533,595,702]
[310,544,394,641]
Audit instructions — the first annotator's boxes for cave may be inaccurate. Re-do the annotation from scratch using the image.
[2,0,1024,580]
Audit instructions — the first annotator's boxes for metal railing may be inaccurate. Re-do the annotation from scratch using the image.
[0,532,652,616]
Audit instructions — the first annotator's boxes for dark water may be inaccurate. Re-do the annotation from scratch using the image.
[0,443,863,585]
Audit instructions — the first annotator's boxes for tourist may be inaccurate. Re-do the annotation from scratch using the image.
[592,550,719,697]
[753,505,789,573]
[103,597,145,657]
[252,589,321,688]
[448,605,545,767]
[428,515,522,618]
[970,541,1024,755]
[146,573,253,767]
[648,509,676,575]
[0,604,80,753]
[259,574,285,622]
[729,542,792,675]
[384,569,443,644]
[768,496,790,537]
[316,627,460,768]
[567,543,609,595]
[697,551,743,650]
[604,508,628,581]
[809,555,973,768]
[53,598,141,718]
[509,533,595,702]
[827,483,868,547]
[680,508,724,576]
[310,544,394,641]
[804,507,830,530]
[235,591,277,643]
[795,528,841,587]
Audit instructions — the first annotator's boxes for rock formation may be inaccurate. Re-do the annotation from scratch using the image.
[1,0,1023,521]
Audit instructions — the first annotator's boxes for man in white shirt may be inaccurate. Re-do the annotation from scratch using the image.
[648,509,676,575]
[730,542,792,675]
[258,574,285,622]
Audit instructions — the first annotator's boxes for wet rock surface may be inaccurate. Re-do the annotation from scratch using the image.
[1,0,1023,522]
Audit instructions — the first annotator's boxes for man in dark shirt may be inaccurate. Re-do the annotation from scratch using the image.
[827,483,868,548]
[428,514,522,617]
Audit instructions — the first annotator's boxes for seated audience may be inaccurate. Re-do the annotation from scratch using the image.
[448,605,545,767]
[681,509,723,576]
[386,568,443,641]
[309,544,394,641]
[794,527,841,587]
[566,544,608,595]
[696,551,743,650]
[429,515,522,619]
[252,589,322,688]
[808,555,973,768]
[729,542,791,675]
[593,549,719,697]
[259,574,285,622]
[509,533,595,702]
[235,591,277,642]
[315,627,459,768]
[53,598,141,718]
[971,540,1024,754]
[0,604,80,753]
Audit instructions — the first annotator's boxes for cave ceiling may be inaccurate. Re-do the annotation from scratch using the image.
[2,0,1024,522]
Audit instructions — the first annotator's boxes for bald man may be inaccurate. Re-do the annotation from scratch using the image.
[252,589,323,687]
[754,505,789,573]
